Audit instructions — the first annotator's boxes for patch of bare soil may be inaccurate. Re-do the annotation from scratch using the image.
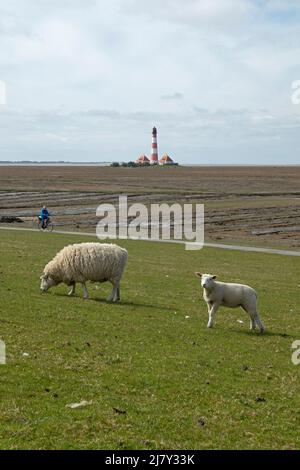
[0,165,299,249]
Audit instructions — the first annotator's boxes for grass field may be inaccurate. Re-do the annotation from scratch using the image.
[0,229,300,449]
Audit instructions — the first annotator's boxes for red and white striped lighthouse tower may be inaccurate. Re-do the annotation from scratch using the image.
[150,126,158,165]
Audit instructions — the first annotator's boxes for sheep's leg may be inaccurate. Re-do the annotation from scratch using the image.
[107,281,120,302]
[68,283,76,296]
[113,284,120,302]
[207,304,219,328]
[82,282,89,299]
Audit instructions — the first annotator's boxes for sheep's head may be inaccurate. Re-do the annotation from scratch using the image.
[195,272,217,289]
[40,273,58,292]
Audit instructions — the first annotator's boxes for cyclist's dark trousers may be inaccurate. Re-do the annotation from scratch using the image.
[39,216,48,228]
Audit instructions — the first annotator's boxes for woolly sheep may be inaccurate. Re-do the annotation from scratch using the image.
[40,243,128,301]
[195,273,264,333]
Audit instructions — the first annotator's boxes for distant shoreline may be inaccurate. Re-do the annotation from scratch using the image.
[0,162,299,167]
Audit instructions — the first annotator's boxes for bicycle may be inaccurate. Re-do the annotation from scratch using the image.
[37,217,54,232]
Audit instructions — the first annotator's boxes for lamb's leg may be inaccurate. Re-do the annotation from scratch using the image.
[117,286,120,301]
[246,306,256,331]
[207,304,219,328]
[68,282,76,296]
[254,311,264,334]
[249,313,256,331]
[82,282,89,299]
[246,306,264,333]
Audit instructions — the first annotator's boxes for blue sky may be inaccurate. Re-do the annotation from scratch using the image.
[0,0,300,163]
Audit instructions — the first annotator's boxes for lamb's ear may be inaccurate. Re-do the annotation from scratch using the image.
[195,272,202,278]
[212,275,217,279]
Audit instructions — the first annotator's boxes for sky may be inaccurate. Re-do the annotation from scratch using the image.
[0,0,300,164]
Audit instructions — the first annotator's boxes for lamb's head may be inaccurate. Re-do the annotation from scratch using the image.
[195,272,217,290]
[40,273,58,292]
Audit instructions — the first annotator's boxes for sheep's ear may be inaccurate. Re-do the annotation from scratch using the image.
[212,275,217,279]
[195,272,202,278]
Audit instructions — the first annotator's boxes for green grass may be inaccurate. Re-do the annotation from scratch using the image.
[0,229,299,449]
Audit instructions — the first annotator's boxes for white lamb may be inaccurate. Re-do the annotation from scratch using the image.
[40,242,128,301]
[195,273,264,333]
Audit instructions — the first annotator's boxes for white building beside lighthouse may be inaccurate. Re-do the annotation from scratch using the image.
[159,154,177,166]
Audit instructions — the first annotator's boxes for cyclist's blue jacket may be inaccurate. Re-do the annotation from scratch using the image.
[40,208,50,219]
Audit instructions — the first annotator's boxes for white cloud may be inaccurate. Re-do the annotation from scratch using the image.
[161,92,183,101]
[123,0,257,31]
[0,0,300,162]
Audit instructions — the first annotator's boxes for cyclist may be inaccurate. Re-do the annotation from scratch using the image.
[39,205,50,229]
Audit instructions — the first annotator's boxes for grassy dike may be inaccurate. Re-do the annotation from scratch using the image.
[0,229,299,449]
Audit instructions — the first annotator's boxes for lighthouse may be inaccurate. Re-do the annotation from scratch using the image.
[150,126,158,165]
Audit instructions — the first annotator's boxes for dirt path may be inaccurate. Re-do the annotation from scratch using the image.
[1,226,299,257]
